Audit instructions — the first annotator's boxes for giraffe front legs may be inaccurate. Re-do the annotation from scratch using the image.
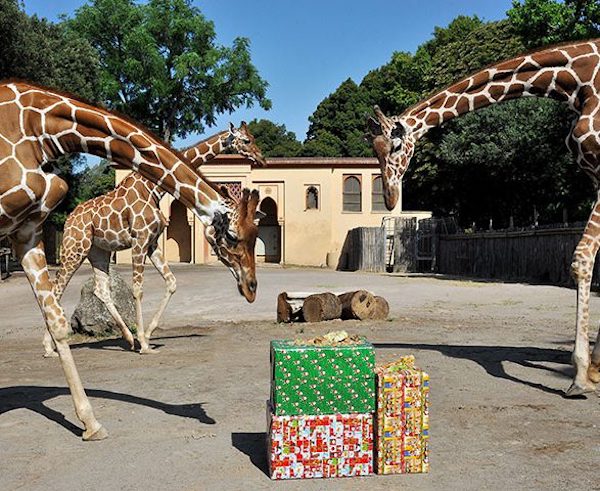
[18,239,107,440]
[130,246,158,354]
[566,219,600,396]
[142,247,177,351]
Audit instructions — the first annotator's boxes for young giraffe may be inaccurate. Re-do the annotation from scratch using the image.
[44,123,265,356]
[0,80,260,439]
[367,38,600,397]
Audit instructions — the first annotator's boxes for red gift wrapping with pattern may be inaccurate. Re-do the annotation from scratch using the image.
[375,356,430,474]
[267,403,373,479]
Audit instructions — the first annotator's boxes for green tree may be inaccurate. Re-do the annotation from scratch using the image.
[67,0,271,141]
[304,78,371,157]
[246,119,302,157]
[508,0,600,48]
[425,20,525,90]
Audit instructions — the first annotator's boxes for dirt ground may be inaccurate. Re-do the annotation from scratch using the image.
[0,264,599,491]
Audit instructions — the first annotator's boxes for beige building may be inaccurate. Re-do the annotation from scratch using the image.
[115,155,431,268]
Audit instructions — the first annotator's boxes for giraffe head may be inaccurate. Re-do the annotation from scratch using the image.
[204,187,263,303]
[366,105,415,210]
[229,122,267,167]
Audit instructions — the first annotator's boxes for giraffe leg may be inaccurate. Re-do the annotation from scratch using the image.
[88,246,135,350]
[130,243,156,354]
[144,246,177,349]
[43,218,92,358]
[14,235,107,440]
[590,327,600,383]
[566,201,600,396]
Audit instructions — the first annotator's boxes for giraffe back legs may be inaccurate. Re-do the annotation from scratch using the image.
[13,234,107,440]
[88,246,135,350]
[143,246,177,350]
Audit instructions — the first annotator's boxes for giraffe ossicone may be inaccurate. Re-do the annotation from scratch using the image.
[367,38,600,396]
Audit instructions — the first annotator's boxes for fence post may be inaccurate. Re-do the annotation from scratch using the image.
[393,217,417,272]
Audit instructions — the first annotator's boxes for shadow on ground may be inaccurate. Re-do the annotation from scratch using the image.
[231,432,269,477]
[0,385,215,437]
[374,342,576,397]
[69,333,207,352]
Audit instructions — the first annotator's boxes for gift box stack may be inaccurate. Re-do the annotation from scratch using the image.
[375,355,430,475]
[267,335,376,480]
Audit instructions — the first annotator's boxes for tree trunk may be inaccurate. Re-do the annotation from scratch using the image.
[338,290,377,320]
[302,293,342,323]
[370,296,390,320]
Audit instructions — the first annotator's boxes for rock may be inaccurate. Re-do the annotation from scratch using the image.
[71,267,136,336]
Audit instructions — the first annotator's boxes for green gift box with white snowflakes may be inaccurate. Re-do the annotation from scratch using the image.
[270,335,375,416]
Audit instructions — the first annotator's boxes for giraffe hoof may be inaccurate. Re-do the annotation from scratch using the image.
[43,351,59,359]
[588,365,600,384]
[82,424,108,441]
[565,381,596,397]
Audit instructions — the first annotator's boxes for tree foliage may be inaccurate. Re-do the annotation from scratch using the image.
[246,119,302,157]
[508,0,600,48]
[304,79,372,157]
[67,0,271,141]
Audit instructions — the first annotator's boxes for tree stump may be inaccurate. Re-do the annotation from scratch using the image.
[370,296,390,320]
[277,292,306,322]
[302,293,342,323]
[277,292,293,323]
[338,290,377,320]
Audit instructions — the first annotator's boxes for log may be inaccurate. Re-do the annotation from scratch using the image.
[338,290,377,320]
[370,296,390,320]
[302,293,342,323]
[277,292,292,323]
[277,292,304,323]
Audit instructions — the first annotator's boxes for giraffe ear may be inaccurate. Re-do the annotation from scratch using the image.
[229,122,236,132]
[219,184,233,201]
[367,116,382,136]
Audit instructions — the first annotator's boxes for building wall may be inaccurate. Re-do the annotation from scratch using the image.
[114,156,431,268]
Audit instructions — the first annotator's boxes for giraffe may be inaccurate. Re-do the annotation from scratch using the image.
[0,80,261,439]
[43,123,265,356]
[367,38,600,397]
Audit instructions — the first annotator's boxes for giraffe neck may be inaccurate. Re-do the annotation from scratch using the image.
[6,82,225,226]
[182,130,232,168]
[404,39,598,140]
[140,129,233,202]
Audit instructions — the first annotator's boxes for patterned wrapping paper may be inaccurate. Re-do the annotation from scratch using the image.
[267,403,374,479]
[270,339,375,415]
[375,355,430,474]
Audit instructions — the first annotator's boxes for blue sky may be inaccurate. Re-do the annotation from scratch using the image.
[23,0,514,149]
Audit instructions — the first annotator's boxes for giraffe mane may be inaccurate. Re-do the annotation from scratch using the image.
[179,129,230,153]
[0,78,230,199]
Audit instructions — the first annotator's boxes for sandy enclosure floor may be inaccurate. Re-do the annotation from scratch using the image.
[0,265,599,490]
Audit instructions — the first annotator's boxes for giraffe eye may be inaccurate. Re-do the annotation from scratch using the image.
[391,123,405,139]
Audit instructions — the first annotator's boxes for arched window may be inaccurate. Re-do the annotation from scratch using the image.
[306,185,319,210]
[343,175,361,212]
[372,175,386,211]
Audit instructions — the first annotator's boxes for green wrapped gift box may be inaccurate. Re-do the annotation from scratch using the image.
[270,339,375,415]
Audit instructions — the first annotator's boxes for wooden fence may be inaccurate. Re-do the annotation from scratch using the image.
[436,226,598,286]
[338,227,386,272]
